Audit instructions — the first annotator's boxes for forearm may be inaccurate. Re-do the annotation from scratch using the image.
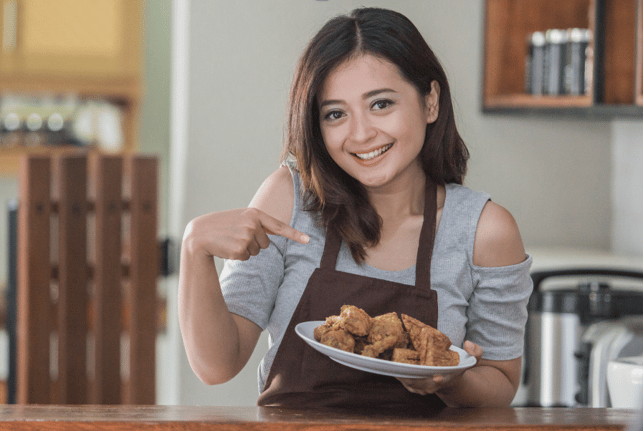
[436,364,518,407]
[178,239,245,385]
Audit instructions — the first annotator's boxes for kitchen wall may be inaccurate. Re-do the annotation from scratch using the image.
[611,121,643,256]
[0,0,636,408]
[167,0,643,406]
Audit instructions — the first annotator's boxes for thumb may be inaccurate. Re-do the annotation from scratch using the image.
[463,340,483,364]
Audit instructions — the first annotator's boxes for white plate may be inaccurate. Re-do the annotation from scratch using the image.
[295,320,476,379]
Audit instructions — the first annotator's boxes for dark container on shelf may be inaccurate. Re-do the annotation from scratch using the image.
[545,29,568,95]
[526,31,547,95]
[564,28,591,96]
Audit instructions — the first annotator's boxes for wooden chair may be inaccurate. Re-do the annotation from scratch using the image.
[16,152,158,404]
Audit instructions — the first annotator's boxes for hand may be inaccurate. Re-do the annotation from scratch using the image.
[184,207,309,261]
[397,340,483,396]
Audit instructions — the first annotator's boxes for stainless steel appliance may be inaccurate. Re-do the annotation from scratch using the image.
[524,268,643,407]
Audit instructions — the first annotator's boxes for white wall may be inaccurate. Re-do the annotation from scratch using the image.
[611,121,643,255]
[169,0,629,406]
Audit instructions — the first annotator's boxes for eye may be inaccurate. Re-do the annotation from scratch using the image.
[322,110,344,121]
[372,99,393,111]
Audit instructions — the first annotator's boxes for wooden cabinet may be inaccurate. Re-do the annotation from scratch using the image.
[0,0,143,175]
[483,0,643,116]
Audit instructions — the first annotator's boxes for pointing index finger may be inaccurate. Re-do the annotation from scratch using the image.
[260,212,310,244]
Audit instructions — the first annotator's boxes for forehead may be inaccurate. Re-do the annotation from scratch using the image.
[318,54,412,100]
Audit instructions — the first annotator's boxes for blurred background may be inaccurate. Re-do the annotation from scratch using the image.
[1,0,642,407]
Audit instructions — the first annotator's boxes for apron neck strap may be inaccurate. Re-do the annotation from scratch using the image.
[319,227,342,270]
[415,178,437,290]
[319,177,437,291]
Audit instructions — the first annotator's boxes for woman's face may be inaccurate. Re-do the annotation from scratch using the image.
[317,54,439,190]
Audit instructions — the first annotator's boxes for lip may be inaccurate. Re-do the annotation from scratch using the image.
[351,143,393,166]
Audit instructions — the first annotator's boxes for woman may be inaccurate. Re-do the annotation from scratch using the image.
[179,7,532,408]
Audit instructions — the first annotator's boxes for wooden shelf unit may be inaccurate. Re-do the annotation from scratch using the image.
[483,0,643,116]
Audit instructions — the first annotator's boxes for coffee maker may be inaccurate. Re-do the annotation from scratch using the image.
[523,268,643,407]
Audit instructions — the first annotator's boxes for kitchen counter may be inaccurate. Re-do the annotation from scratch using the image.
[0,405,638,430]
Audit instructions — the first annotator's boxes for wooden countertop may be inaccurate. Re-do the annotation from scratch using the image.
[0,405,638,430]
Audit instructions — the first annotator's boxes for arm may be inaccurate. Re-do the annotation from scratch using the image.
[400,201,527,407]
[178,166,308,384]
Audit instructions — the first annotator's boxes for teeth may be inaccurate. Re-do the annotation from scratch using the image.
[355,144,392,160]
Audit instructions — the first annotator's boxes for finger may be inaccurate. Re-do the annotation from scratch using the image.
[259,212,310,244]
[398,377,436,395]
[246,239,262,257]
[433,374,445,385]
[463,340,484,363]
[400,382,426,395]
[254,229,271,250]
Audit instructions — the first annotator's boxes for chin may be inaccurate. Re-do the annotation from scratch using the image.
[358,173,391,188]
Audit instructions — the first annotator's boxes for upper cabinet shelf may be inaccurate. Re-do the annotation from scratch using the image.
[482,0,643,117]
[0,0,143,176]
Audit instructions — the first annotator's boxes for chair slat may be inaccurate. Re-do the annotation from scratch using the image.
[92,155,123,404]
[126,156,157,405]
[56,155,89,404]
[17,156,52,404]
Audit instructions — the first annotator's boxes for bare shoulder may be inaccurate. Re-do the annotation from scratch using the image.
[248,165,295,226]
[473,200,527,267]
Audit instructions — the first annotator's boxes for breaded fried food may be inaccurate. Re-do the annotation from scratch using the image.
[315,308,459,367]
[337,305,372,336]
[353,336,369,355]
[426,346,460,366]
[404,316,459,366]
[394,330,410,349]
[320,329,355,353]
[325,314,342,329]
[401,314,432,350]
[313,314,344,341]
[314,323,332,341]
[362,312,405,358]
[391,348,420,365]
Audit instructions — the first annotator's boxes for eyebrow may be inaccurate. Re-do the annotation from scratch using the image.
[319,88,397,109]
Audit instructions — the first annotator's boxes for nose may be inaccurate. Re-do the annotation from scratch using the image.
[349,112,376,144]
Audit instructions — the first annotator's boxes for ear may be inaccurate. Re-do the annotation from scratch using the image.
[424,81,440,124]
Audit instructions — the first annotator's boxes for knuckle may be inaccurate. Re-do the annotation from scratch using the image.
[242,207,261,220]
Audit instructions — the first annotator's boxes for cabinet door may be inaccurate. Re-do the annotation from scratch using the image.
[1,0,141,80]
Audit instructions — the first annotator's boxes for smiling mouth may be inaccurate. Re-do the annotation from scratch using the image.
[353,144,393,161]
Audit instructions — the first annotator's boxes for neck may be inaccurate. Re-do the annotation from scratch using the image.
[366,171,426,222]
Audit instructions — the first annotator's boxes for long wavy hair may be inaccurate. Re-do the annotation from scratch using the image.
[282,7,469,263]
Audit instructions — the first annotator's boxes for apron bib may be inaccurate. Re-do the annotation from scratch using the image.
[257,180,444,409]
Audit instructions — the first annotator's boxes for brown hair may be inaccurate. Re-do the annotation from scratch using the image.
[282,7,469,263]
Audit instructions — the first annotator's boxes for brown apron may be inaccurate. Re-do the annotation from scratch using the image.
[257,180,444,409]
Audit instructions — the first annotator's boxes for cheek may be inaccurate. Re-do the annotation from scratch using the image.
[321,128,343,153]
[401,117,428,148]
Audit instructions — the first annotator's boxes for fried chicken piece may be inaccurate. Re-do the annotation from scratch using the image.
[337,305,372,336]
[314,314,343,341]
[401,314,431,350]
[402,314,459,366]
[362,312,405,358]
[428,348,460,366]
[353,336,369,355]
[392,348,421,365]
[394,330,410,349]
[326,315,342,329]
[314,324,331,341]
[319,329,355,353]
[416,327,459,366]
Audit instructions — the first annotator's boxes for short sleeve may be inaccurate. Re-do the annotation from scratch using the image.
[219,234,288,330]
[466,254,534,360]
